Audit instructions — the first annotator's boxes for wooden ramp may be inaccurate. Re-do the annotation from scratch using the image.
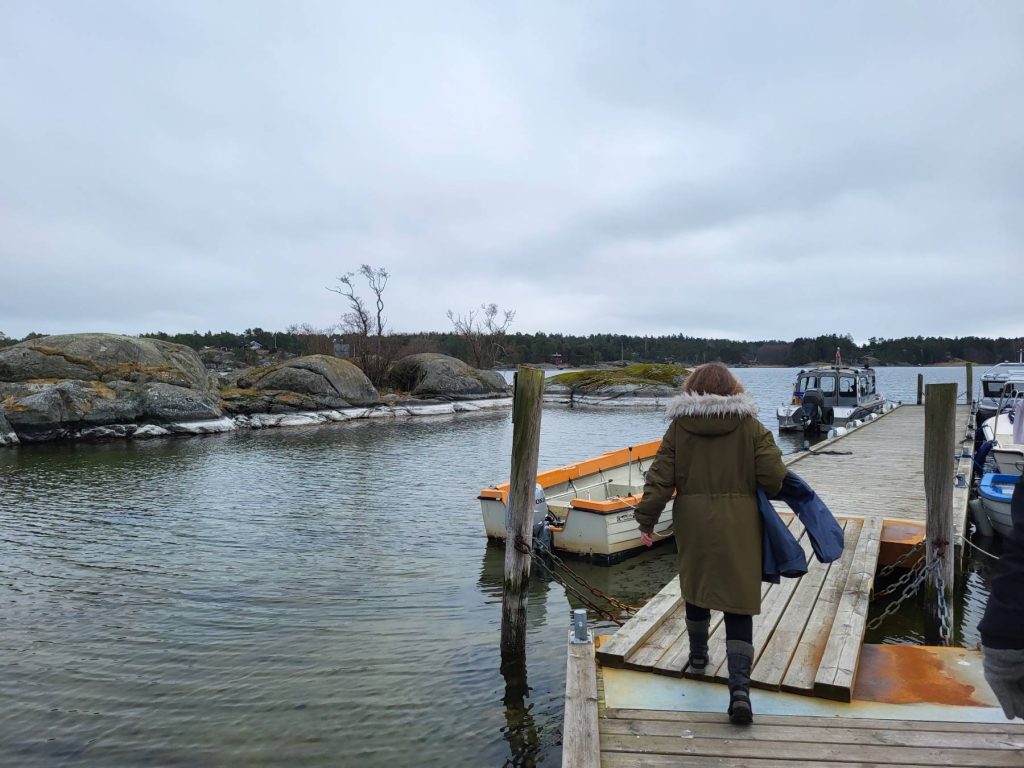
[596,404,975,703]
[597,514,881,702]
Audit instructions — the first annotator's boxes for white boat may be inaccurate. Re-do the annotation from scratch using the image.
[776,364,886,433]
[977,359,1024,424]
[978,473,1017,537]
[479,440,673,563]
[978,376,1024,476]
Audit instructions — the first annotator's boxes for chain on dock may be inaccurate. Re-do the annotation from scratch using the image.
[513,536,638,626]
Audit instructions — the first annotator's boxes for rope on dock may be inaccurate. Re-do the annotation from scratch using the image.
[959,534,1000,560]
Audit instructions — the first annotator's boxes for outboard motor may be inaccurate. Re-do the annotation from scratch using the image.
[531,484,555,552]
[799,389,833,432]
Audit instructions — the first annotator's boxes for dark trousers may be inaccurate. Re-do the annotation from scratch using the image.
[685,602,753,644]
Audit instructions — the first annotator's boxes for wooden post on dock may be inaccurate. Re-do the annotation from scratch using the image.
[501,365,545,659]
[916,374,924,405]
[965,362,973,404]
[924,382,956,643]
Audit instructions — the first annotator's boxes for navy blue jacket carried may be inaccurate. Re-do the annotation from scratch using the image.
[978,476,1024,650]
[759,470,844,583]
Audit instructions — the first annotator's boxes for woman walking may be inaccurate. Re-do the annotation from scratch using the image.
[633,362,787,724]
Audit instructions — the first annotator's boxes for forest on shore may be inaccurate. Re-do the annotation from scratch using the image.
[3,328,1020,369]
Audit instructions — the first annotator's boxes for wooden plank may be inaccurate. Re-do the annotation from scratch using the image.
[814,515,883,701]
[596,578,680,667]
[600,716,1024,750]
[752,521,848,690]
[602,754,958,768]
[599,733,1023,766]
[563,635,599,768]
[782,518,863,693]
[603,708,1024,734]
[624,601,688,671]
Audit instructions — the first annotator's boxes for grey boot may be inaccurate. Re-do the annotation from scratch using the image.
[726,639,754,725]
[685,618,710,673]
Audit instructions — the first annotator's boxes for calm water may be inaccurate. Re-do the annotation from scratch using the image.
[0,366,991,766]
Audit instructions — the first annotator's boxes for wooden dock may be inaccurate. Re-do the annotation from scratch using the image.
[562,404,1024,767]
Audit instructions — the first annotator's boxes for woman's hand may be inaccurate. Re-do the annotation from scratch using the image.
[640,531,654,547]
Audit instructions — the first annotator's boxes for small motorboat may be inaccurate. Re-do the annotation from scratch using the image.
[479,440,673,564]
[978,473,1018,537]
[776,360,887,433]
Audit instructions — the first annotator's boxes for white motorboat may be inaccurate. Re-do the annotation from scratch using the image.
[776,363,887,433]
[479,440,673,563]
[977,359,1024,424]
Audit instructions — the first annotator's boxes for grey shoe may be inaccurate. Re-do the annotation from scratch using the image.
[726,639,755,725]
[686,618,710,673]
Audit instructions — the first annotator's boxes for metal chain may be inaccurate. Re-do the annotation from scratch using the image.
[867,558,937,631]
[871,556,926,601]
[934,565,952,645]
[538,541,640,615]
[876,539,926,580]
[513,537,629,625]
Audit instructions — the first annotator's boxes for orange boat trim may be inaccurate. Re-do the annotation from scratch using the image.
[478,439,661,505]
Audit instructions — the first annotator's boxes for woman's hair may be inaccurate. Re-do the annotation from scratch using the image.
[682,362,744,396]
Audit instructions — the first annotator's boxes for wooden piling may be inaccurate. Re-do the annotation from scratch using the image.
[501,365,545,659]
[965,362,973,403]
[916,373,924,405]
[923,383,957,642]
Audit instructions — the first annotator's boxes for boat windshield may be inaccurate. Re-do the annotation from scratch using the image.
[983,381,1005,398]
[818,376,836,395]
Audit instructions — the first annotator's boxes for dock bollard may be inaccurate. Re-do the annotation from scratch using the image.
[570,608,591,644]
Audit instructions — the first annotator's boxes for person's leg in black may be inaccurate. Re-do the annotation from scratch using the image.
[684,602,711,673]
[724,613,754,725]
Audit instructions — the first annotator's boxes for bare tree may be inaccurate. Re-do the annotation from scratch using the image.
[447,303,515,369]
[326,265,394,388]
[359,265,389,338]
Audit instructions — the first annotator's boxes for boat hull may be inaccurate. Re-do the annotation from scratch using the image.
[979,473,1018,537]
[777,400,889,433]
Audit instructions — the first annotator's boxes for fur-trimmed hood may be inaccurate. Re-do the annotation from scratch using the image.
[665,392,760,420]
[665,392,759,436]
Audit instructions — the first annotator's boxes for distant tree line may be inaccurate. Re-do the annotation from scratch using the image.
[2,328,1020,368]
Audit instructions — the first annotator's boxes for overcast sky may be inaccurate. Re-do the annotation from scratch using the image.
[2,2,1022,343]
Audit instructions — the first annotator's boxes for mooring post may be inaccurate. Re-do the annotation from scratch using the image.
[965,362,973,404]
[501,365,545,659]
[924,382,957,643]
[916,373,924,405]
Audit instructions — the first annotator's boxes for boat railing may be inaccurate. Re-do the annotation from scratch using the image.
[545,479,612,501]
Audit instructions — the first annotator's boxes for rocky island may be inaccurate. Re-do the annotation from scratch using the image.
[0,334,510,446]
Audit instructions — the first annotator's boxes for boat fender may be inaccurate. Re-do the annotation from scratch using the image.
[973,440,995,474]
[969,497,995,537]
[827,427,848,439]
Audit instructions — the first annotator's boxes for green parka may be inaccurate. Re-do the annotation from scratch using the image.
[633,392,787,615]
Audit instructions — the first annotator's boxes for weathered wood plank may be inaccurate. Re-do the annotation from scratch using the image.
[624,601,688,670]
[563,635,599,768]
[602,754,956,768]
[600,716,1024,749]
[603,708,1024,733]
[596,578,680,667]
[813,515,883,701]
[782,518,863,693]
[599,733,1023,766]
[752,520,847,690]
